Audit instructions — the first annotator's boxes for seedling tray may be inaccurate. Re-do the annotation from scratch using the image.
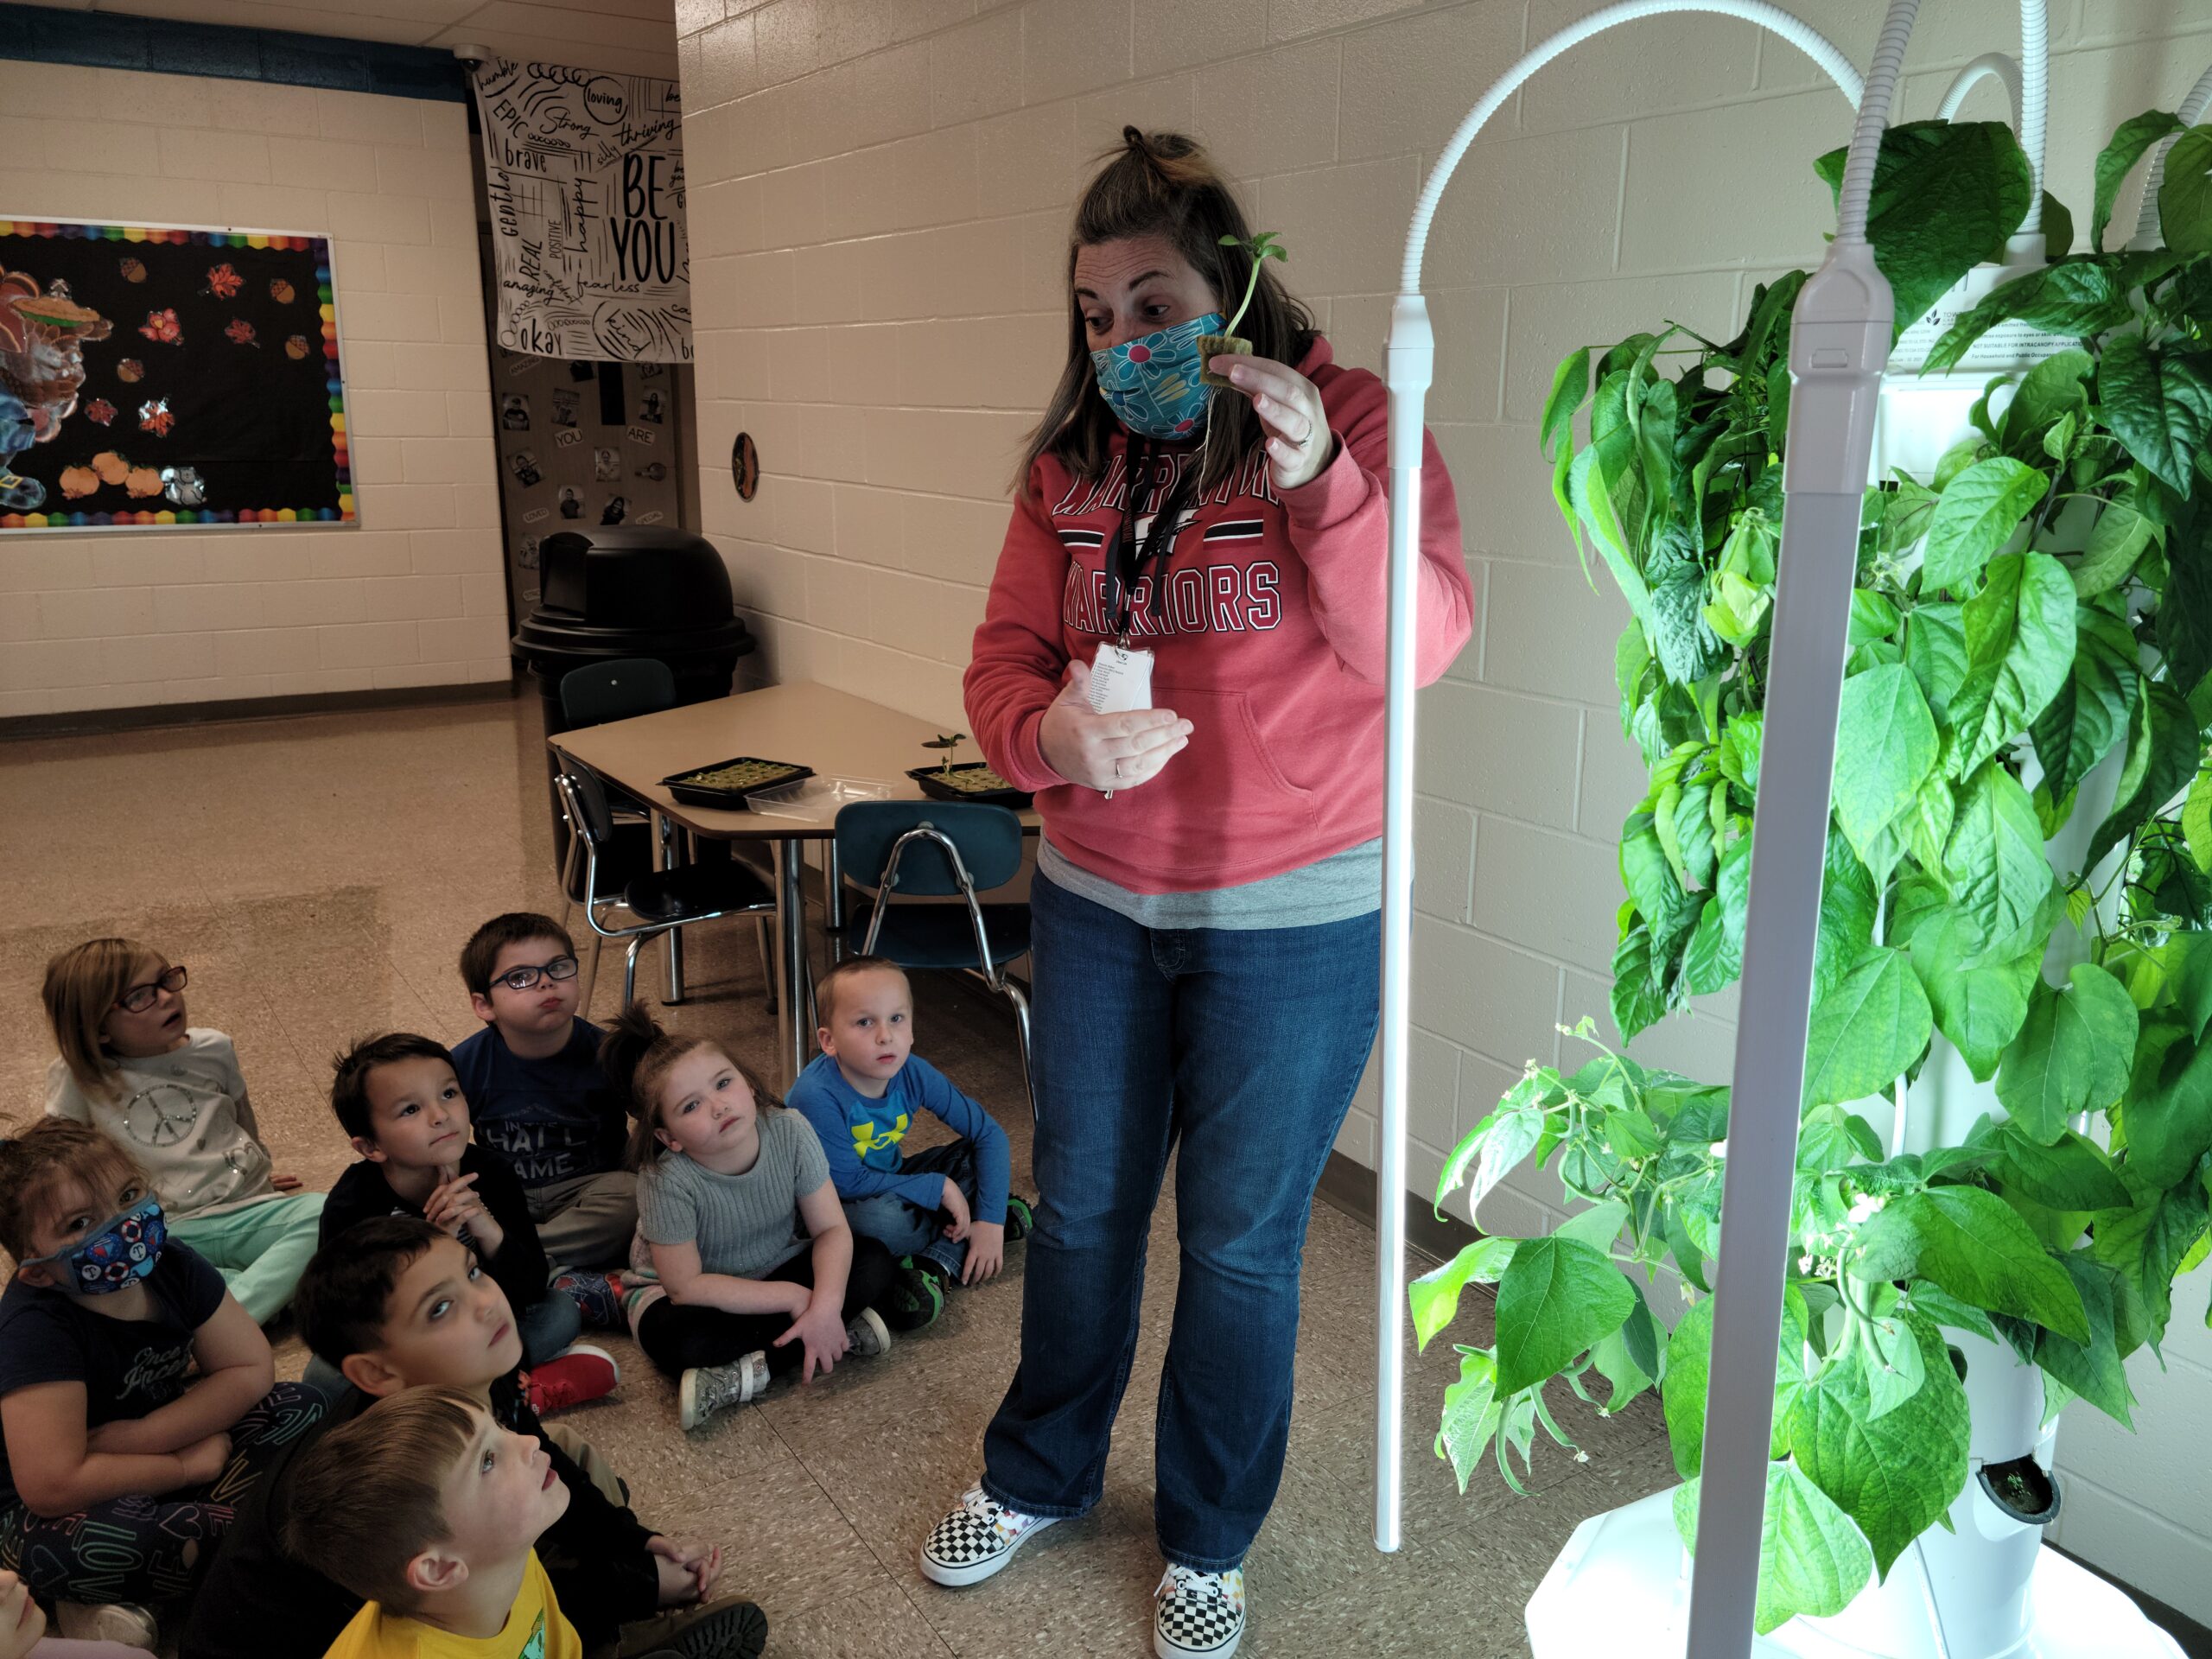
[661,755,816,808]
[907,763,1033,807]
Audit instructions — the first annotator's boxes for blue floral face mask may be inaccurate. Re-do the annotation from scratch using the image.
[1090,312,1226,441]
[26,1193,167,1295]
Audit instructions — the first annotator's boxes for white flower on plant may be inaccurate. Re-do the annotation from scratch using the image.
[1710,1138,1728,1160]
[1847,1193,1886,1225]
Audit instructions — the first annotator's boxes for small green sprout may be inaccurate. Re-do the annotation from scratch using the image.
[923,732,968,777]
[1217,231,1287,339]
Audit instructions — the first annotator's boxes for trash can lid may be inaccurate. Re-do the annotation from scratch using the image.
[514,527,753,660]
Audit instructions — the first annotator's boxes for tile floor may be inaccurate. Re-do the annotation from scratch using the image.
[0,690,1678,1659]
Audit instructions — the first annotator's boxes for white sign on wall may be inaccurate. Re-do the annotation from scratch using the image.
[469,58,692,363]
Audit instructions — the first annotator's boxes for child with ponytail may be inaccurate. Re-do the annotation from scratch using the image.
[602,1007,939,1431]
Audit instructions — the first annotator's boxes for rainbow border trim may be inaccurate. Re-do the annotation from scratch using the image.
[0,219,355,531]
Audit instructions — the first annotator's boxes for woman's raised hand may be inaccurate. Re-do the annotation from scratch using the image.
[1039,659,1193,792]
[1214,355,1332,493]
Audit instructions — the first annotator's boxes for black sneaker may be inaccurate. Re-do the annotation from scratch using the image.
[1003,1195,1035,1242]
[620,1595,768,1659]
[886,1258,944,1330]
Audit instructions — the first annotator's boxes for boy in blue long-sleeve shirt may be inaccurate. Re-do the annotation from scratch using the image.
[788,957,1032,1289]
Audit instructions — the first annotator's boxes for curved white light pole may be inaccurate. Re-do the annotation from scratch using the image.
[2134,60,2212,245]
[1376,0,1864,1560]
[1937,52,2023,121]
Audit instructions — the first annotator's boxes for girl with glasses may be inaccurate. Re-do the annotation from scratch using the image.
[39,939,325,1328]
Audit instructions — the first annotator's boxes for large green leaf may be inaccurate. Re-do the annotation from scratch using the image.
[2171,931,2212,1042]
[1816,830,1879,1002]
[1896,880,2038,1078]
[1541,346,1591,463]
[1662,1291,1714,1479]
[2161,128,2212,257]
[1491,1236,1635,1395]
[2120,1032,2212,1187]
[1788,1315,1969,1580]
[1920,458,2049,592]
[1951,551,2076,776]
[1989,1123,2134,1211]
[2093,111,2185,251]
[1904,602,1969,731]
[2033,1254,2136,1426]
[2085,679,2201,873]
[1946,761,2057,963]
[1924,262,2137,372]
[2184,766,2212,878]
[1804,946,1934,1109]
[1853,1185,2090,1342]
[1994,964,2140,1144]
[2071,486,2159,598]
[2099,334,2212,494]
[1409,1236,1516,1351]
[1833,664,1941,881]
[1674,1464,1877,1635]
[2089,1168,2209,1358]
[2000,350,2094,461]
[2161,519,2212,707]
[1815,120,2034,338]
[2031,601,2139,805]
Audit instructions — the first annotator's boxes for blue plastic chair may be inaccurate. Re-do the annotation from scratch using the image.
[833,800,1033,1116]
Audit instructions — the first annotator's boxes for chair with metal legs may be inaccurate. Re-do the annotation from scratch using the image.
[832,801,1034,1119]
[556,760,779,1012]
[556,658,777,1010]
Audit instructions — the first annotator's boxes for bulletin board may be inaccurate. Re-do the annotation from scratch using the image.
[0,219,353,531]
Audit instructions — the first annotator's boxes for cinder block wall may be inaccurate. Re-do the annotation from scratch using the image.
[677,0,2212,1613]
[0,64,508,717]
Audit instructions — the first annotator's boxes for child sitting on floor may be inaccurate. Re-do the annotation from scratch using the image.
[450,914,633,1329]
[0,1121,323,1652]
[605,1005,938,1430]
[283,1386,583,1658]
[180,1218,760,1659]
[788,957,1032,1291]
[41,939,325,1325]
[318,1033,614,1413]
[0,1567,155,1659]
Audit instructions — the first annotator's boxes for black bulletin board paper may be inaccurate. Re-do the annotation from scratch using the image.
[0,219,353,532]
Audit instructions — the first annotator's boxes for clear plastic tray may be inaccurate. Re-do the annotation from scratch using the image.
[743,774,893,820]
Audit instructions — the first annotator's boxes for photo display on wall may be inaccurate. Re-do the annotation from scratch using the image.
[0,219,352,532]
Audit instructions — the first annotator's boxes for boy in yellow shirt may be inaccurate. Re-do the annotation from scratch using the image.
[283,1386,582,1659]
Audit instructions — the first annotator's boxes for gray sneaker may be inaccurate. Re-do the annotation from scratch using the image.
[846,1306,893,1357]
[56,1603,160,1649]
[620,1595,769,1658]
[679,1351,767,1429]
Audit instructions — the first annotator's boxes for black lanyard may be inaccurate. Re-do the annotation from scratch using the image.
[1102,437,1195,645]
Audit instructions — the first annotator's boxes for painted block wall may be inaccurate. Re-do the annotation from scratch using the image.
[0,62,508,717]
[675,0,2212,1618]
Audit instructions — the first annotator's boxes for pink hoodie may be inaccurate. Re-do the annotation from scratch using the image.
[963,337,1475,895]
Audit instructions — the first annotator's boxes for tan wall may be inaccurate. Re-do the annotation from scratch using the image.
[674,0,2212,1614]
[0,64,508,717]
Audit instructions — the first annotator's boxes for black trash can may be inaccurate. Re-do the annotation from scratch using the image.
[513,526,755,855]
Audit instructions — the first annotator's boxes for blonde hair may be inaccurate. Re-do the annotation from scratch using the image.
[283,1385,486,1613]
[41,938,163,1100]
[815,955,910,1029]
[602,1002,779,1170]
[0,1117,149,1266]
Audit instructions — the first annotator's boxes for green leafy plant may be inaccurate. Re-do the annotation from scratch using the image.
[1420,115,2212,1634]
[922,732,968,778]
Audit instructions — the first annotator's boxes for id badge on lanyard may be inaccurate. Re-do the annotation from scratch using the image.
[1092,440,1184,795]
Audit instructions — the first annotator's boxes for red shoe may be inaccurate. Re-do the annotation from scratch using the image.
[524,1344,619,1414]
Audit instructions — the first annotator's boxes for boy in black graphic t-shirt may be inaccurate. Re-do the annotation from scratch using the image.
[449,915,635,1330]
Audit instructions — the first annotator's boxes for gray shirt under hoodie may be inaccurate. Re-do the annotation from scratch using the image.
[635,1109,831,1281]
[1038,835,1382,930]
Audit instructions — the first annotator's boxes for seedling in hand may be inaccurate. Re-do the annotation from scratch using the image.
[1199,231,1287,387]
[923,732,968,779]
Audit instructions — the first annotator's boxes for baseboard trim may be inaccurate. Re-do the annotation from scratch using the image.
[0,678,514,741]
[1314,1149,1468,1268]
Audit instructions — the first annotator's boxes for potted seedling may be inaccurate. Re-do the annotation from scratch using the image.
[1198,231,1286,387]
[908,733,1033,805]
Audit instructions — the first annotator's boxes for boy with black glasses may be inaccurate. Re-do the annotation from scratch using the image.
[452,915,635,1329]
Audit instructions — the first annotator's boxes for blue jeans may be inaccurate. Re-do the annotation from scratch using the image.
[981,873,1381,1571]
[843,1140,980,1279]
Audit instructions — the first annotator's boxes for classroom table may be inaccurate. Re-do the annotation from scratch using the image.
[548,680,1038,1083]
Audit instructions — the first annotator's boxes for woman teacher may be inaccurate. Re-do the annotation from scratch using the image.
[921,130,1474,1659]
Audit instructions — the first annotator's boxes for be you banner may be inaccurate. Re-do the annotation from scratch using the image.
[470,58,692,363]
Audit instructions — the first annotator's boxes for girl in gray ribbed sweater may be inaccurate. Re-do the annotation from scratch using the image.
[604,1006,938,1430]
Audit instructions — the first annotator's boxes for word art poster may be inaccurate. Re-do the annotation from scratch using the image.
[471,59,692,363]
[0,220,353,531]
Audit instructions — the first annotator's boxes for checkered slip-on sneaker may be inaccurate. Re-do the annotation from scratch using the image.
[918,1484,1058,1587]
[1154,1565,1245,1659]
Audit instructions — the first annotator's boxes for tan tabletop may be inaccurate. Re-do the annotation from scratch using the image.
[547,680,1039,839]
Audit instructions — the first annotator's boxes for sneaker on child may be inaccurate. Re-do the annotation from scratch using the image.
[679,1351,768,1430]
[554,1267,627,1330]
[887,1258,944,1328]
[918,1484,1058,1587]
[845,1306,892,1358]
[619,1592,769,1659]
[1153,1565,1246,1659]
[1003,1194,1034,1241]
[524,1343,620,1414]
[56,1600,160,1649]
